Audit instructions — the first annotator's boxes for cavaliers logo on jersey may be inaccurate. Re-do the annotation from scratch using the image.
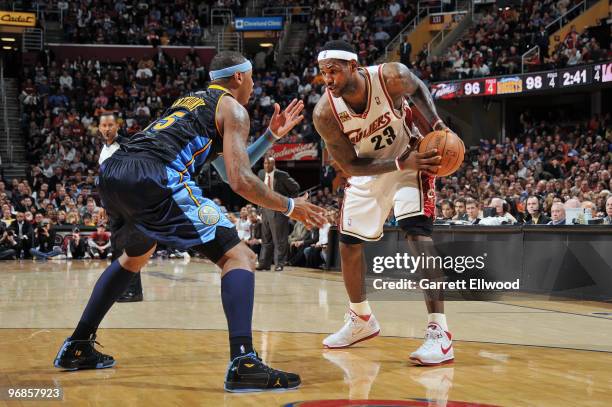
[338,111,351,123]
[198,205,220,225]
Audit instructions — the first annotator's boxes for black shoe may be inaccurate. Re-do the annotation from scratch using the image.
[255,265,270,271]
[224,352,300,392]
[116,291,143,303]
[274,265,284,271]
[53,335,115,371]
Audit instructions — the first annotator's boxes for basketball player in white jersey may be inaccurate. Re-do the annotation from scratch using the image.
[313,40,454,365]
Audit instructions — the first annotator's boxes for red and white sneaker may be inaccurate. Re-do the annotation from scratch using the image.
[409,323,454,366]
[323,310,380,349]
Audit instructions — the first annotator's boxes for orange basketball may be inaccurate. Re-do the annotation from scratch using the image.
[418,130,465,177]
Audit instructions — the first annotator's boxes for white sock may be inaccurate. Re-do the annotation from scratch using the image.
[428,313,448,331]
[350,300,372,316]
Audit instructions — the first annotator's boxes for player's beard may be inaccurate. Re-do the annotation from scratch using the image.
[338,70,363,98]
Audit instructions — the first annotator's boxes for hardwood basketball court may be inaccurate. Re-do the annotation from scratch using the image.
[1,259,610,406]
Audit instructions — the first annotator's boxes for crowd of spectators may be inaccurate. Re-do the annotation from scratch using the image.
[544,24,611,69]
[5,1,611,264]
[45,0,240,46]
[410,2,611,83]
[433,111,612,225]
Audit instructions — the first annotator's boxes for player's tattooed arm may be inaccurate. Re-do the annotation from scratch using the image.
[312,97,397,176]
[218,96,290,212]
[383,62,446,130]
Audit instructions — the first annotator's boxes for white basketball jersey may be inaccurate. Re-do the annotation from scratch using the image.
[327,64,420,159]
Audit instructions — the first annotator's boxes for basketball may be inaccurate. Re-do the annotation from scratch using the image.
[418,130,465,177]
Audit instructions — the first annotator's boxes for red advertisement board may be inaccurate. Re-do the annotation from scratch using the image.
[270,143,318,161]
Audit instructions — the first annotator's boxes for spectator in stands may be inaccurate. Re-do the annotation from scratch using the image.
[439,200,455,220]
[88,224,111,259]
[246,212,262,256]
[1,205,13,226]
[535,25,549,60]
[0,226,19,260]
[80,199,98,220]
[68,227,88,259]
[236,207,251,242]
[453,198,468,221]
[288,226,318,268]
[374,27,391,51]
[478,198,515,225]
[288,220,309,262]
[465,198,481,224]
[304,209,335,269]
[547,202,566,225]
[30,220,63,260]
[400,35,412,67]
[604,196,612,225]
[8,212,32,259]
[524,196,551,225]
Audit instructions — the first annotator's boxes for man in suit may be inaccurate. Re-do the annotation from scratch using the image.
[288,227,318,267]
[288,220,309,261]
[257,157,300,271]
[8,212,32,259]
[400,36,412,68]
[246,212,262,256]
[535,25,549,61]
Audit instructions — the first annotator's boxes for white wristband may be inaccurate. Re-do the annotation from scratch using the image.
[267,127,280,140]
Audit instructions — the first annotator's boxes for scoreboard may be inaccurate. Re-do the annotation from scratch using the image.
[431,61,612,100]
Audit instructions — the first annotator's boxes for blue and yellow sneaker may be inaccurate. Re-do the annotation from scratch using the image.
[224,352,300,392]
[53,334,115,371]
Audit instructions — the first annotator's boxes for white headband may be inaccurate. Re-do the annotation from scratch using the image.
[317,50,358,62]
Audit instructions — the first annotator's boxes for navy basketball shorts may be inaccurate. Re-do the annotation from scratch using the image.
[99,152,240,263]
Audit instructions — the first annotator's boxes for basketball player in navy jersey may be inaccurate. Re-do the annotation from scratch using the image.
[98,112,143,302]
[54,51,327,392]
[313,40,456,365]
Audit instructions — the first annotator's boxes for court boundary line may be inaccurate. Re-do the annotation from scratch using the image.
[1,327,610,354]
[489,301,612,321]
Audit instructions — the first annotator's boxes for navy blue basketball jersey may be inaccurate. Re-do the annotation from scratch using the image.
[123,85,231,178]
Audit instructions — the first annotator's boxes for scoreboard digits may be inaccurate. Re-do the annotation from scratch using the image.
[463,81,480,96]
[525,75,542,90]
[432,61,610,100]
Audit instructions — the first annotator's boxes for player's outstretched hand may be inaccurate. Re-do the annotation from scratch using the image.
[269,99,305,139]
[290,193,327,229]
[397,148,441,175]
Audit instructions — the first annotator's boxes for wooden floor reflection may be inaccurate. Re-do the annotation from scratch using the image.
[0,259,611,406]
